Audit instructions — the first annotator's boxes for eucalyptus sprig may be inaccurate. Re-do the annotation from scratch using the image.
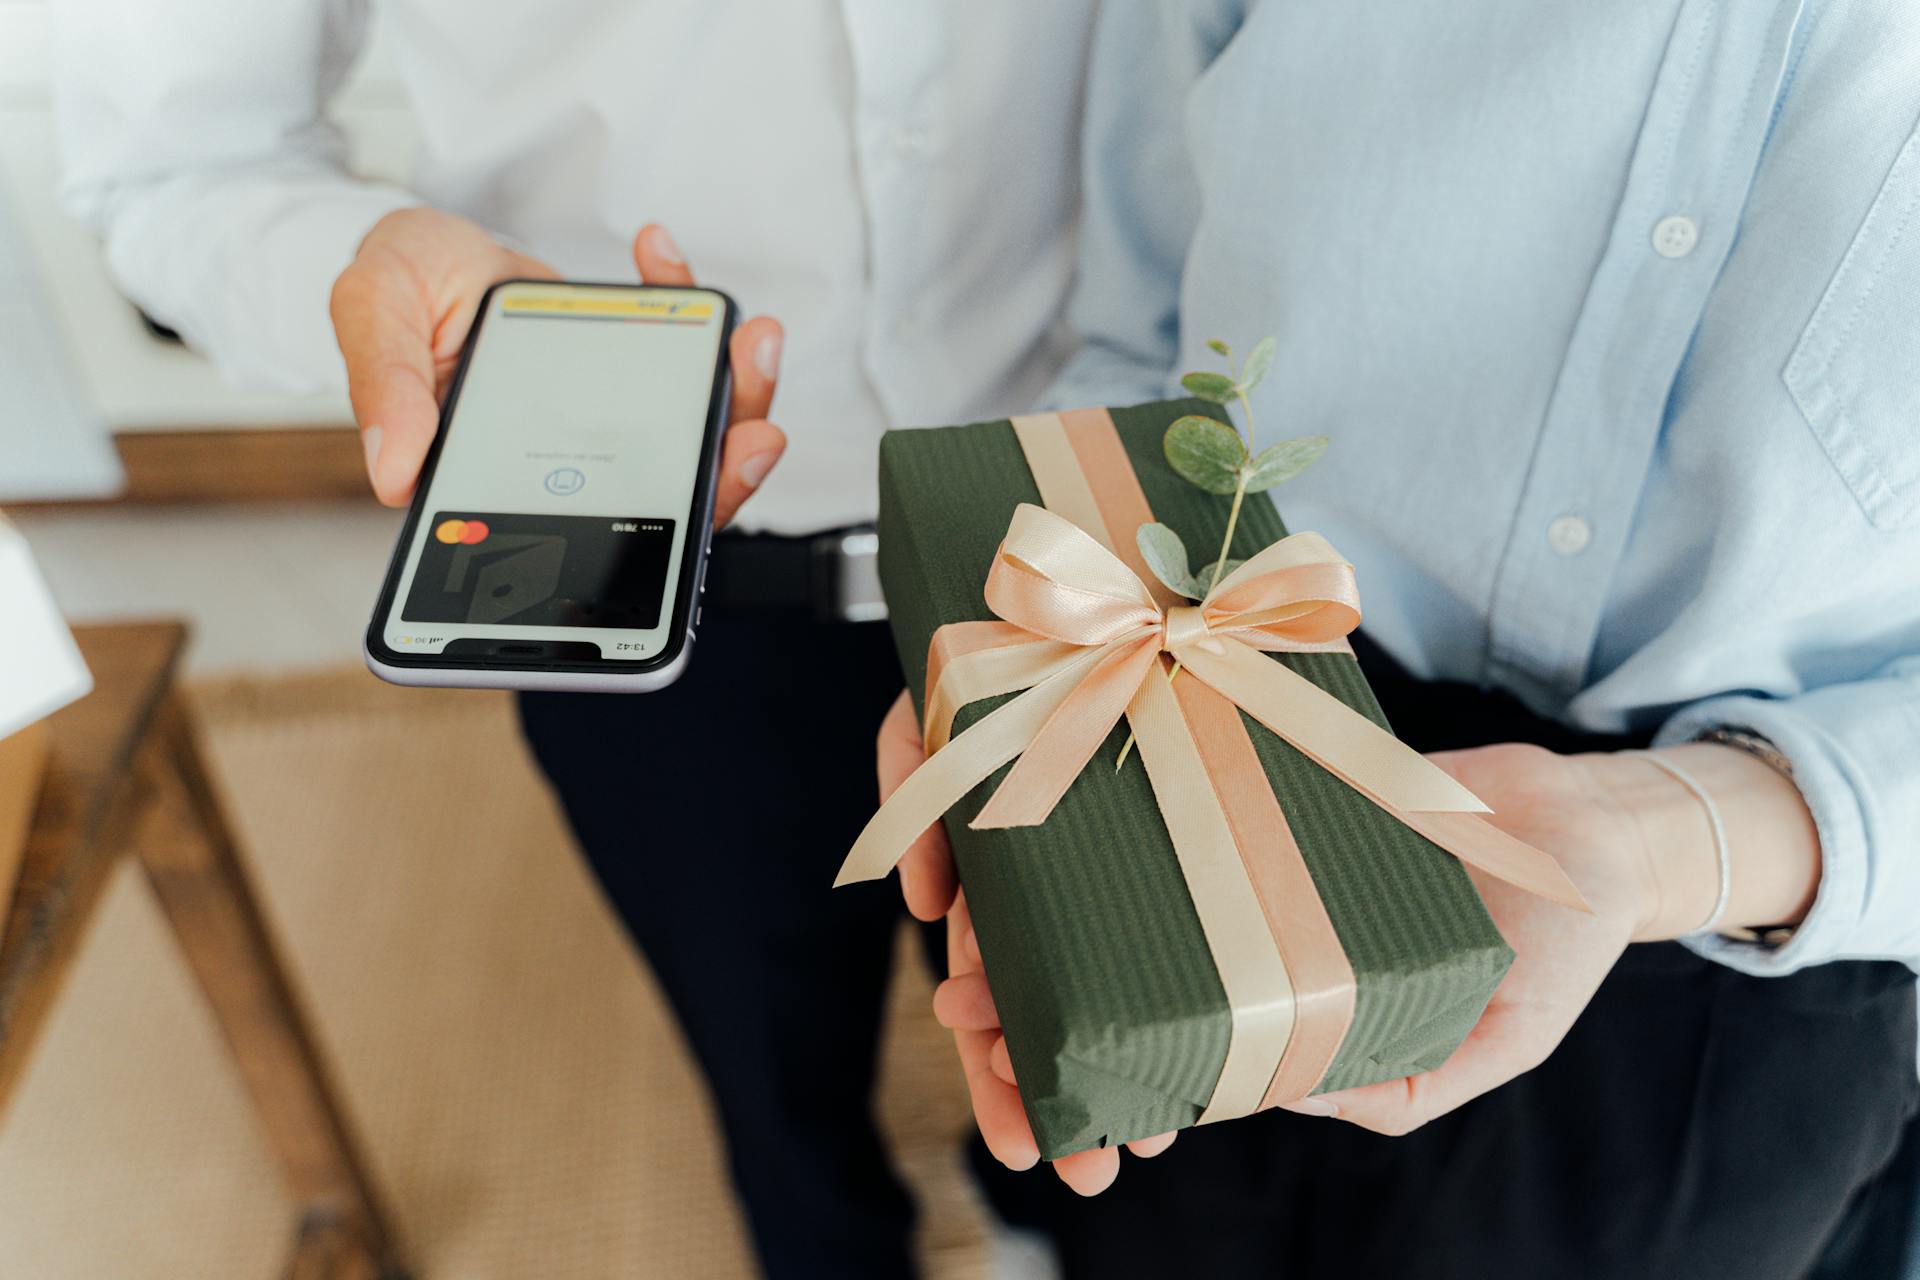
[1140,336,1327,600]
[1116,336,1328,768]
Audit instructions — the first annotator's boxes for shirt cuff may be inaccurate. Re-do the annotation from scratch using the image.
[99,175,420,395]
[1652,694,1865,978]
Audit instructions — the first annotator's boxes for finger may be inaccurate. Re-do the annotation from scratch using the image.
[932,971,1000,1032]
[988,1034,1015,1086]
[1125,1131,1178,1159]
[961,927,981,968]
[727,314,781,428]
[877,689,924,803]
[946,892,975,973]
[631,222,784,433]
[899,826,957,921]
[632,223,696,287]
[331,262,441,507]
[877,691,961,921]
[944,895,1039,1171]
[888,818,951,918]
[1052,1147,1121,1197]
[712,415,786,528]
[961,1031,1040,1171]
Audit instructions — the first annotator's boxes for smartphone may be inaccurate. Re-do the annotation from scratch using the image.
[365,279,735,692]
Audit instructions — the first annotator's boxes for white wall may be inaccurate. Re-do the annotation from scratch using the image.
[2,0,415,673]
[0,0,421,431]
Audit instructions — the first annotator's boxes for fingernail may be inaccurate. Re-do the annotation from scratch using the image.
[1282,1096,1339,1118]
[738,450,779,490]
[362,425,383,484]
[753,332,782,382]
[650,226,684,265]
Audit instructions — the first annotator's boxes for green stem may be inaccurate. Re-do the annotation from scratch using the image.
[1207,479,1248,595]
[1116,389,1258,771]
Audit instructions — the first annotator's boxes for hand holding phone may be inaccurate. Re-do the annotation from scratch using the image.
[346,219,784,693]
[332,213,785,523]
[365,274,765,692]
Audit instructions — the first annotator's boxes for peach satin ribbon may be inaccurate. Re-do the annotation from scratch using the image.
[837,413,1588,1121]
[836,502,1588,906]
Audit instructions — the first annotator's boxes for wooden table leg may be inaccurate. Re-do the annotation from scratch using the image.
[133,694,405,1280]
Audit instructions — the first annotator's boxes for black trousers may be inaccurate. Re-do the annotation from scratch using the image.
[519,607,1917,1280]
[974,633,1920,1280]
[519,610,911,1278]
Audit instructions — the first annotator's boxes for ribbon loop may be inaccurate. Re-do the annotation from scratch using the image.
[969,506,1390,832]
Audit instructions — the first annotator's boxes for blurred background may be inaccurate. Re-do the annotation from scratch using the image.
[0,2,1000,1275]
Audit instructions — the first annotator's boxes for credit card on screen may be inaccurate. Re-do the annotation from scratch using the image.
[401,511,677,629]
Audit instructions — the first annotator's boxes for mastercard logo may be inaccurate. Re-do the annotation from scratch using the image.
[434,518,491,545]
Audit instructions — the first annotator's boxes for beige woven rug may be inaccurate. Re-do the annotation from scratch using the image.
[0,670,990,1278]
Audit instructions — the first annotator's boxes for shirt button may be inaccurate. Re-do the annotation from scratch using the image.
[1651,215,1699,259]
[1547,514,1592,556]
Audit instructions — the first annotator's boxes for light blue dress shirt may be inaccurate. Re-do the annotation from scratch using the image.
[1053,0,1920,1011]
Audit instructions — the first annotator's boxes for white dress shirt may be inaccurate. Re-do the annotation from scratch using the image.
[53,0,1097,533]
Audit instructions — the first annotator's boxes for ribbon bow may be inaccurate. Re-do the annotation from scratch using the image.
[837,503,1586,911]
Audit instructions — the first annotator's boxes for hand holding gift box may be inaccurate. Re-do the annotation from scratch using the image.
[888,712,1653,1192]
[834,341,1666,1188]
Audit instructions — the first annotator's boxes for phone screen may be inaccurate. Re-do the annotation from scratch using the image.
[373,282,730,667]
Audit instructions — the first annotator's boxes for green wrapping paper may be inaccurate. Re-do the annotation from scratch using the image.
[877,399,1513,1159]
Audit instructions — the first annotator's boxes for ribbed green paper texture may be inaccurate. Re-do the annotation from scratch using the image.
[878,400,1512,1159]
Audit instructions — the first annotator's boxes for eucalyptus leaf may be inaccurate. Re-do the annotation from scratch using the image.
[1242,434,1329,492]
[1135,523,1199,598]
[1163,414,1246,494]
[1192,557,1246,594]
[1206,338,1232,358]
[1179,370,1239,405]
[1239,336,1277,393]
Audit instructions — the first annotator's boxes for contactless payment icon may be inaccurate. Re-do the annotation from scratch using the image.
[544,467,586,496]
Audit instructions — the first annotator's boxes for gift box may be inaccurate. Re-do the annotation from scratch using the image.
[839,399,1580,1159]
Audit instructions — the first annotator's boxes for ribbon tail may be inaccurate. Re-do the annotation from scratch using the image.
[1177,642,1489,814]
[834,648,1103,887]
[1398,811,1591,912]
[925,624,1085,753]
[970,637,1160,830]
[1179,642,1592,912]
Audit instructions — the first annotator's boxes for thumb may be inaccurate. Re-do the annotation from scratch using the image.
[331,263,440,507]
[1285,1000,1540,1136]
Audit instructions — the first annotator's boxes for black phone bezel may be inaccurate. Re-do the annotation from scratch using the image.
[363,278,736,676]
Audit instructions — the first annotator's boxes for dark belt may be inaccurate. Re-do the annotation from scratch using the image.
[704,526,887,622]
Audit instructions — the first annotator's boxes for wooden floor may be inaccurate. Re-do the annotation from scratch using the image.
[0,668,997,1279]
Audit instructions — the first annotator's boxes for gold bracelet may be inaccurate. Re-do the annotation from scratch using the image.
[1697,728,1795,780]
